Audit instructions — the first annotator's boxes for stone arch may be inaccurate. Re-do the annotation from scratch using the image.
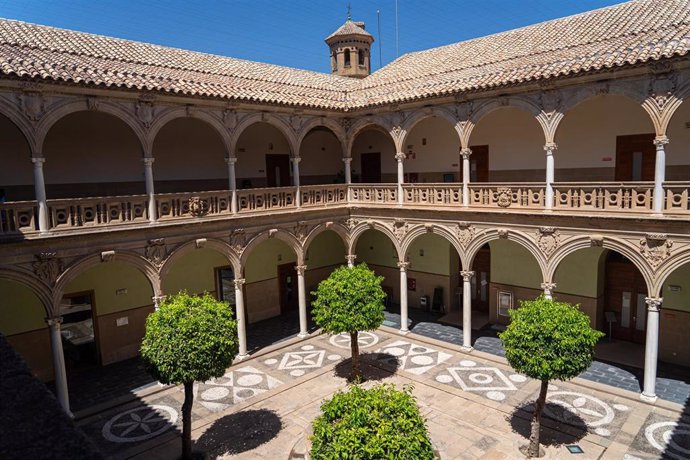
[400,224,465,267]
[346,116,394,155]
[160,238,240,280]
[297,117,347,151]
[468,96,546,146]
[465,229,547,279]
[652,248,690,297]
[349,221,403,260]
[53,251,160,308]
[545,235,654,294]
[302,222,350,255]
[36,99,147,155]
[232,113,298,157]
[147,107,232,156]
[399,107,462,151]
[0,97,37,153]
[240,228,304,266]
[0,266,52,316]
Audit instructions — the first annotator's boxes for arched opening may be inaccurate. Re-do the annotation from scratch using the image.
[305,229,347,294]
[298,126,343,185]
[0,114,33,201]
[351,126,395,183]
[59,260,154,410]
[0,279,51,380]
[43,111,143,198]
[657,261,690,367]
[470,107,544,182]
[152,117,227,193]
[235,122,293,189]
[358,49,365,66]
[556,94,655,181]
[666,99,690,181]
[354,228,399,307]
[403,116,460,183]
[344,49,351,67]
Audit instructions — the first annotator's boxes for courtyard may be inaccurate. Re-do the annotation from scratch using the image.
[76,326,690,459]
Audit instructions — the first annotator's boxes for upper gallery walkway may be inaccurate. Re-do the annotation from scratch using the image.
[2,181,690,238]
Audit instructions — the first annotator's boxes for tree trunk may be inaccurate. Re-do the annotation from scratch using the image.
[528,379,549,458]
[350,330,360,381]
[182,381,194,460]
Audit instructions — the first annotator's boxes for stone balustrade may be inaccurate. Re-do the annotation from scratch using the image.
[1,181,689,237]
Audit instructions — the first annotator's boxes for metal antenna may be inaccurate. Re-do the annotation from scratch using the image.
[347,2,352,21]
[377,9,383,69]
[395,0,399,58]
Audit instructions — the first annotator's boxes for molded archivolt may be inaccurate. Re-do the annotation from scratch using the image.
[348,221,403,260]
[302,222,350,256]
[297,117,347,154]
[35,99,147,156]
[231,113,299,157]
[160,238,241,279]
[147,106,232,156]
[346,115,394,154]
[240,228,304,266]
[464,228,547,279]
[400,224,465,266]
[0,96,37,153]
[0,266,52,316]
[652,248,690,297]
[467,96,547,146]
[53,251,161,311]
[398,107,463,151]
[545,235,655,294]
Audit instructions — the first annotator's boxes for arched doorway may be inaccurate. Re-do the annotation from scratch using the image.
[299,127,344,185]
[351,127,395,183]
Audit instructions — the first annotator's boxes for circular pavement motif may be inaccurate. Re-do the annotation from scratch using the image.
[290,369,306,377]
[486,391,506,401]
[201,387,230,401]
[613,403,630,412]
[469,373,494,384]
[102,405,178,443]
[459,360,476,367]
[645,421,690,460]
[594,427,611,437]
[327,354,342,361]
[436,374,453,384]
[545,391,615,430]
[410,355,434,366]
[236,374,263,387]
[264,358,278,366]
[301,345,315,351]
[329,331,379,349]
[509,374,527,383]
[385,347,406,357]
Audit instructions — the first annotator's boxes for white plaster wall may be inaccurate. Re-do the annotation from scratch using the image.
[351,128,396,178]
[153,118,226,180]
[404,117,460,174]
[299,129,343,179]
[235,122,291,181]
[0,115,32,187]
[43,111,142,183]
[667,100,690,167]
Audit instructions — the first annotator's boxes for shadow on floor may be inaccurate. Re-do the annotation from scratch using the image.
[194,409,282,457]
[509,402,588,448]
[335,352,401,382]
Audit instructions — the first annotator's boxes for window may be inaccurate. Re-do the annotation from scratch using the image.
[498,291,513,317]
[215,266,236,307]
[358,49,365,66]
[344,49,351,67]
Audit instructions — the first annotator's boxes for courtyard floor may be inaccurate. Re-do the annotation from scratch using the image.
[76,327,690,459]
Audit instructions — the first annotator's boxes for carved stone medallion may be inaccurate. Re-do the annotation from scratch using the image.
[456,222,475,249]
[145,238,166,267]
[536,227,560,257]
[639,233,673,268]
[496,187,512,208]
[32,253,63,285]
[230,229,247,254]
[189,197,209,217]
[392,219,408,242]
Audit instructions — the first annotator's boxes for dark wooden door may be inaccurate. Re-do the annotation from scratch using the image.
[278,262,298,315]
[465,145,489,182]
[615,134,655,181]
[360,152,382,183]
[266,154,291,187]
[471,245,491,312]
[604,253,647,343]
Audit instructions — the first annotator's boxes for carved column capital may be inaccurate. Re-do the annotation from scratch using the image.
[291,156,302,164]
[460,148,472,160]
[342,157,352,164]
[225,157,238,165]
[233,278,246,288]
[31,157,46,166]
[142,157,155,166]
[541,282,557,293]
[460,270,475,281]
[345,254,357,264]
[653,135,669,148]
[397,261,410,271]
[46,316,63,327]
[295,265,307,275]
[544,143,558,154]
[394,152,406,162]
[645,297,662,312]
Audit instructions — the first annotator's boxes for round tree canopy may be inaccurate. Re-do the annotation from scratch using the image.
[499,296,604,382]
[140,292,239,385]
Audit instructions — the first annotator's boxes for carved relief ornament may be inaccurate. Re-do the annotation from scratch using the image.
[145,238,166,267]
[32,252,63,285]
[456,222,475,249]
[536,227,560,257]
[639,233,673,268]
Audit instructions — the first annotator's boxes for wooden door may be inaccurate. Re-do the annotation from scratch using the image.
[465,145,489,182]
[604,253,647,343]
[266,154,291,187]
[615,134,655,181]
[278,262,298,315]
[471,245,491,312]
[360,152,381,183]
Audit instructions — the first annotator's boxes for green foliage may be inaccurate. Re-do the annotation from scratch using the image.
[311,263,386,335]
[311,384,435,460]
[499,296,604,382]
[140,292,239,385]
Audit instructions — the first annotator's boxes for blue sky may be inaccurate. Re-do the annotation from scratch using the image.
[1,0,626,73]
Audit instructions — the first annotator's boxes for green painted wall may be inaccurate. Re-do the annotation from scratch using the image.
[244,239,296,283]
[64,261,153,316]
[164,249,229,296]
[306,231,346,269]
[554,247,606,297]
[663,263,690,312]
[489,240,541,289]
[407,234,451,275]
[0,280,46,335]
[356,230,398,268]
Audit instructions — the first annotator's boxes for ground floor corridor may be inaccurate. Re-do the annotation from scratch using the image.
[75,327,690,459]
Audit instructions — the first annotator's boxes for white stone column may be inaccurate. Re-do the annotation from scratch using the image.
[544,143,557,210]
[226,157,238,214]
[343,157,352,184]
[234,278,248,358]
[461,270,474,350]
[47,317,70,414]
[398,261,410,333]
[641,296,661,402]
[652,136,668,214]
[152,295,165,311]
[461,148,472,207]
[541,282,556,300]
[346,254,356,268]
[296,264,309,338]
[395,152,405,205]
[32,157,49,233]
[292,156,301,208]
[143,157,157,223]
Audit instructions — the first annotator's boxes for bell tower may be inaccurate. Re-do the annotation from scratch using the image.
[325,9,374,78]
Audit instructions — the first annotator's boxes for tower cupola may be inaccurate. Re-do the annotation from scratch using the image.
[325,13,374,78]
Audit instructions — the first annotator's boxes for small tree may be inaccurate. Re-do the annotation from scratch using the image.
[311,263,385,380]
[311,384,434,459]
[140,293,239,460]
[499,296,604,458]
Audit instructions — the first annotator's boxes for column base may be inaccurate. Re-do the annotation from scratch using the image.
[236,353,250,361]
[398,328,410,335]
[460,346,474,353]
[640,392,657,403]
[297,332,310,339]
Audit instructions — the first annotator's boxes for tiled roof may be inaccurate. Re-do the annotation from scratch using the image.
[326,20,373,42]
[0,0,687,111]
